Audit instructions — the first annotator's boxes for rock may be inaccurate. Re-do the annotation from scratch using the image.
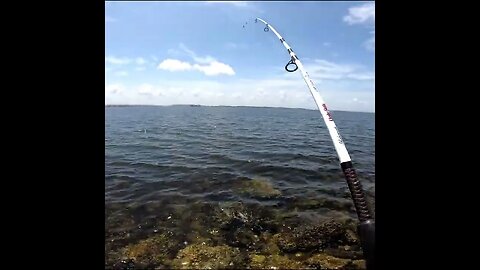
[172,244,246,269]
[111,258,135,270]
[351,259,367,269]
[345,229,359,245]
[283,196,354,212]
[259,233,281,255]
[225,227,261,250]
[306,253,351,269]
[251,254,266,264]
[277,220,347,252]
[249,254,307,269]
[121,232,179,268]
[213,202,279,234]
[323,247,364,260]
[237,178,282,199]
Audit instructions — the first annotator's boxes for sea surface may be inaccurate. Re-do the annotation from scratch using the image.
[105,105,375,269]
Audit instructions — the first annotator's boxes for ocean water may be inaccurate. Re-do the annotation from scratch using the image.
[105,105,375,268]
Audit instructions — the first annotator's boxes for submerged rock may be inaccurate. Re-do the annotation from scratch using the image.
[106,200,366,269]
[351,259,367,269]
[225,226,261,250]
[344,229,359,245]
[305,253,366,269]
[277,220,349,252]
[120,232,179,268]
[323,247,364,260]
[258,232,282,255]
[213,202,279,234]
[171,243,246,269]
[208,201,284,253]
[110,258,135,270]
[249,254,307,269]
[283,196,354,212]
[306,253,351,269]
[237,178,282,199]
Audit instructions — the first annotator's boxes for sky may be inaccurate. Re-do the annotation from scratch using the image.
[105,1,375,112]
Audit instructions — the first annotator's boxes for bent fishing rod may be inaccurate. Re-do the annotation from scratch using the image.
[254,18,375,269]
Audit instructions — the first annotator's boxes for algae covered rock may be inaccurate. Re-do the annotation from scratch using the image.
[237,178,282,199]
[305,253,367,270]
[213,202,279,234]
[225,226,261,249]
[121,232,179,268]
[351,259,366,269]
[284,196,354,212]
[172,243,246,269]
[258,232,282,255]
[306,253,351,269]
[277,220,347,252]
[323,246,364,260]
[344,229,359,245]
[249,254,307,269]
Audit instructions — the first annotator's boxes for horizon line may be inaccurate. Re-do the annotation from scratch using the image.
[105,103,375,113]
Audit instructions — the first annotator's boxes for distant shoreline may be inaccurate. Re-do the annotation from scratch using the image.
[105,104,374,114]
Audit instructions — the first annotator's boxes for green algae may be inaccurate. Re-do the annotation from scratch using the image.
[305,253,366,269]
[249,254,308,269]
[106,201,366,270]
[276,220,349,252]
[171,243,245,269]
[120,232,179,268]
[237,178,282,199]
[306,253,351,269]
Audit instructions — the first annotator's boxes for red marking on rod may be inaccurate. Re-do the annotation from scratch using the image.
[322,103,333,121]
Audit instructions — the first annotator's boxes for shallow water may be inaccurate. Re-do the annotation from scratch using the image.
[105,105,374,269]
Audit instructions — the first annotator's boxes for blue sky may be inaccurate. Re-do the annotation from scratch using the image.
[105,1,375,112]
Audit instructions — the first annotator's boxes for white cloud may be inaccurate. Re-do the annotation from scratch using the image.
[105,56,130,65]
[105,83,127,105]
[105,16,116,23]
[364,35,375,52]
[343,2,375,25]
[157,59,193,71]
[157,58,235,76]
[179,43,216,64]
[137,83,162,96]
[108,57,372,111]
[349,97,368,107]
[347,72,375,80]
[105,83,124,94]
[135,57,147,65]
[114,71,128,77]
[343,3,375,52]
[193,61,235,76]
[105,72,374,112]
[193,56,217,65]
[204,1,264,13]
[105,56,150,67]
[303,59,374,81]
[123,79,307,108]
[158,44,235,76]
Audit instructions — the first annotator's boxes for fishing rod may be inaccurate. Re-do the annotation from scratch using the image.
[254,18,375,269]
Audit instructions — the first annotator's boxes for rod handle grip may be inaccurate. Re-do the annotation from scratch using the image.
[358,220,375,270]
